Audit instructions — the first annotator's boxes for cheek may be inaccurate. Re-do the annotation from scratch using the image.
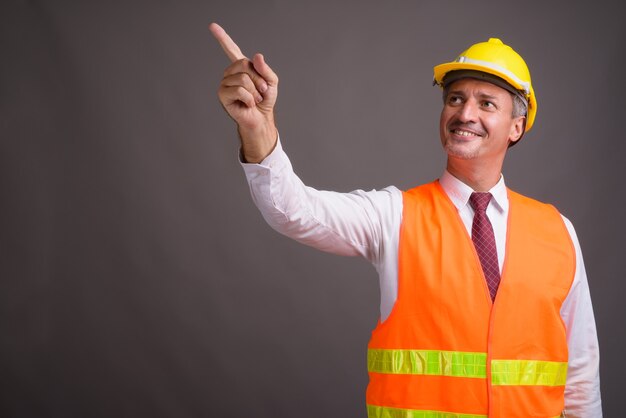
[484,115,505,132]
[439,110,448,140]
[439,108,451,130]
[486,119,515,144]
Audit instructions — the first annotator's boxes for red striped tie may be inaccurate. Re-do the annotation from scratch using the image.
[469,192,500,301]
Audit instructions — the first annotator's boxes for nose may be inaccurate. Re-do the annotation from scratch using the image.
[457,99,479,123]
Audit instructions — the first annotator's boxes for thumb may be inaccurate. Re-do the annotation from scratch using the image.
[252,53,278,87]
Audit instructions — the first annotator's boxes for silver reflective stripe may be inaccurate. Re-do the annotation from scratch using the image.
[456,56,531,95]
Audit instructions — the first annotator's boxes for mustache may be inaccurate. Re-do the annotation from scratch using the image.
[447,120,486,136]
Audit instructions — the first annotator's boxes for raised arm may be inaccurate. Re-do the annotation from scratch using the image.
[209,22,278,163]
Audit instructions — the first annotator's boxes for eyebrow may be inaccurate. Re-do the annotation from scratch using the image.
[447,90,501,101]
[478,93,500,101]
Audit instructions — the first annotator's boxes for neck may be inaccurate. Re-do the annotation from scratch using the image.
[446,157,503,192]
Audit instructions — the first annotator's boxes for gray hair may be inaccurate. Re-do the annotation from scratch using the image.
[511,93,527,119]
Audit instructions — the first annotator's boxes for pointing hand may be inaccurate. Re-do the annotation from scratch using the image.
[210,23,278,162]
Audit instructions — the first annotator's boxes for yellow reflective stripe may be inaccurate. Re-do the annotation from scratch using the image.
[491,359,568,386]
[367,405,561,418]
[367,349,486,378]
[369,349,567,386]
[367,404,487,418]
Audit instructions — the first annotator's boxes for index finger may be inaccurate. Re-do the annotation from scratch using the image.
[209,22,246,63]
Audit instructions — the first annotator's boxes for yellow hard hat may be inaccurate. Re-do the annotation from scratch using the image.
[433,38,537,132]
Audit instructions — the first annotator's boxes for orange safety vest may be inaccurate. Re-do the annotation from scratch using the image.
[366,182,575,418]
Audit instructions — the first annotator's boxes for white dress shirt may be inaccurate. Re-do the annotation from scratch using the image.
[240,137,602,417]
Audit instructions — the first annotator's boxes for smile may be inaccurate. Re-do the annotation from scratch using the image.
[450,128,483,138]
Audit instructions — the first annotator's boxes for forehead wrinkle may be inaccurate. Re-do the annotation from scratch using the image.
[477,92,501,101]
[446,88,504,102]
[446,79,510,100]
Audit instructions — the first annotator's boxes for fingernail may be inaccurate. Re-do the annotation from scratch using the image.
[260,82,268,93]
[256,95,263,103]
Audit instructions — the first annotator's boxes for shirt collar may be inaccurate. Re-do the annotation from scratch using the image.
[439,170,508,214]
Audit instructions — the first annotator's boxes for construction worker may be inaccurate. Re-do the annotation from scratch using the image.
[210,23,602,417]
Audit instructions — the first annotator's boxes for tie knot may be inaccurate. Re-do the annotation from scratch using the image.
[469,192,492,213]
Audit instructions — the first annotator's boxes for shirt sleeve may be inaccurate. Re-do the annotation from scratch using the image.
[560,216,603,417]
[240,136,402,266]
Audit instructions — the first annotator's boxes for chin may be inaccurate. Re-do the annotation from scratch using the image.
[444,141,481,160]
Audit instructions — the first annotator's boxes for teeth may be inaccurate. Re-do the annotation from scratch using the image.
[454,129,478,137]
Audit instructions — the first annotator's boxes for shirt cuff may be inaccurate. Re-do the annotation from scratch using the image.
[239,133,289,179]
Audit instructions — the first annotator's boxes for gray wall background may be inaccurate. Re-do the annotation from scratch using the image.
[1,1,623,417]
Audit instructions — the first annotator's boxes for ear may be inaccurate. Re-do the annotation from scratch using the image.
[509,116,525,144]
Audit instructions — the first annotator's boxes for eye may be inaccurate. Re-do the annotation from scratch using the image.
[481,100,496,109]
[447,95,463,105]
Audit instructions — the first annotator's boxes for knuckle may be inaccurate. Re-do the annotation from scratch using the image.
[222,66,232,78]
[237,58,252,73]
[235,85,250,97]
[223,58,247,77]
[242,59,260,75]
[236,73,251,85]
[221,73,251,89]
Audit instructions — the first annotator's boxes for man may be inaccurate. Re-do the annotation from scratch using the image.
[210,23,602,417]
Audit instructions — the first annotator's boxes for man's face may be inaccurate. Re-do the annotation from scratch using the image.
[439,78,524,163]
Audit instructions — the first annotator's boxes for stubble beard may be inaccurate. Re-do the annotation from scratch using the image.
[444,138,482,160]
